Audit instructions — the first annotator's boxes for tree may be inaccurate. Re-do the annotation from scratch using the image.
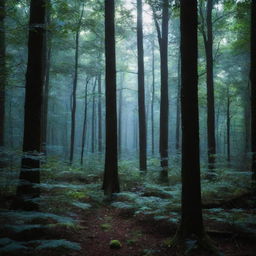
[0,0,5,149]
[102,0,120,197]
[200,0,216,169]
[137,0,147,171]
[14,0,46,210]
[151,37,155,155]
[172,0,215,252]
[98,72,103,153]
[41,0,51,155]
[81,77,90,165]
[251,0,256,186]
[70,3,84,164]
[148,0,169,180]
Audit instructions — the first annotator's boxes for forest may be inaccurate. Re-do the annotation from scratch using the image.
[0,0,255,255]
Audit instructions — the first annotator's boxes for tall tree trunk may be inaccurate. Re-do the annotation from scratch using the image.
[175,0,206,244]
[175,55,181,151]
[0,0,5,149]
[151,0,169,180]
[151,38,155,156]
[204,0,216,169]
[251,0,256,186]
[159,0,169,180]
[103,0,120,197]
[137,0,147,171]
[98,73,102,153]
[14,0,46,210]
[69,6,84,164]
[227,88,231,163]
[42,0,51,155]
[118,74,123,156]
[80,78,89,165]
[91,78,97,153]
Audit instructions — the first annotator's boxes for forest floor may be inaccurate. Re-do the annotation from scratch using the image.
[65,202,256,256]
[1,160,256,256]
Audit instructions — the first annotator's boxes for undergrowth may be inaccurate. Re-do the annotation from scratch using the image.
[0,154,255,254]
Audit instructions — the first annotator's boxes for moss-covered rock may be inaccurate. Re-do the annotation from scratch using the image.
[109,240,122,249]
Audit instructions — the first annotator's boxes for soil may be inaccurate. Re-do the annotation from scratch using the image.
[64,203,256,256]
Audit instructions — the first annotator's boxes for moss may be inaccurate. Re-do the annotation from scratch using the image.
[100,223,112,231]
[109,240,122,249]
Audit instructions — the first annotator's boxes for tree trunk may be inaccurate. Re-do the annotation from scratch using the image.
[0,0,5,149]
[80,78,89,165]
[118,74,123,156]
[102,0,120,197]
[14,0,46,210]
[42,0,51,155]
[227,88,231,163]
[98,73,102,153]
[69,6,84,164]
[175,55,181,151]
[204,0,216,169]
[251,0,256,186]
[159,0,169,181]
[151,38,155,156]
[176,0,205,242]
[91,78,97,153]
[137,0,147,171]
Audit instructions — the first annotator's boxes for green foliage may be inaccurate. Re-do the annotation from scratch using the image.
[0,239,81,253]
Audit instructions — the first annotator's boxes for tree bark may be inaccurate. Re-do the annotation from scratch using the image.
[175,55,181,151]
[177,0,204,240]
[81,78,90,165]
[251,0,256,186]
[0,0,5,148]
[204,0,216,169]
[227,87,231,163]
[69,5,84,164]
[137,0,147,171]
[98,73,102,153]
[151,38,155,156]
[41,0,51,155]
[103,0,120,197]
[91,78,97,153]
[15,0,46,210]
[151,0,169,180]
[118,74,123,156]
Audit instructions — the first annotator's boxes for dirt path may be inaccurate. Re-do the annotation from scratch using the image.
[65,204,256,256]
[69,206,174,256]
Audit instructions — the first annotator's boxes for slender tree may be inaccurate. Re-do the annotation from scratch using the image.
[151,38,155,155]
[42,0,51,155]
[151,0,169,179]
[137,0,147,171]
[251,0,256,185]
[91,78,97,153]
[98,73,102,153]
[0,0,5,149]
[175,55,181,151]
[226,86,231,163]
[70,4,84,163]
[118,74,123,155]
[81,78,90,165]
[102,0,120,197]
[200,0,216,169]
[14,0,46,210]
